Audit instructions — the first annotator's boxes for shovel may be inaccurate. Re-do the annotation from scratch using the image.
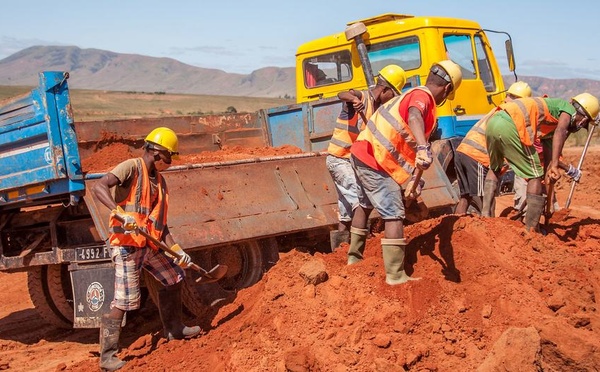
[114,215,228,284]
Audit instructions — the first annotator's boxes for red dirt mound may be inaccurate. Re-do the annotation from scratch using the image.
[1,147,598,372]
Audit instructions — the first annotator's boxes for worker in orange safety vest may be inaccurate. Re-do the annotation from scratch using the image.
[454,81,532,215]
[481,93,600,232]
[327,65,406,251]
[347,60,463,285]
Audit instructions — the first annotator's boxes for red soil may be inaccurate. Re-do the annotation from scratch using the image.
[1,147,599,372]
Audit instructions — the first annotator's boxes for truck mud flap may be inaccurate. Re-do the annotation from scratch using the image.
[69,261,115,328]
[84,153,339,250]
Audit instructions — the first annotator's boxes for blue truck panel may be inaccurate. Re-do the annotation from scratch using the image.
[0,71,84,209]
[262,96,340,152]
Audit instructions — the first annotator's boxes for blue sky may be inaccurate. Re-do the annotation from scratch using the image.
[2,0,599,80]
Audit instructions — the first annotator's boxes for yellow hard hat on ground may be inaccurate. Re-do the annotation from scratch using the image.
[507,81,532,98]
[432,60,463,99]
[571,93,600,120]
[145,127,180,158]
[378,64,406,95]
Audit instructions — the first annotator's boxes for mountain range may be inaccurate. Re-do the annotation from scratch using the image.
[1,45,600,100]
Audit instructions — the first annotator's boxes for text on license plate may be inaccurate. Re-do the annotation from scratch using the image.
[76,246,110,261]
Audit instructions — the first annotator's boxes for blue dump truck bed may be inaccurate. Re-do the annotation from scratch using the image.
[0,71,84,210]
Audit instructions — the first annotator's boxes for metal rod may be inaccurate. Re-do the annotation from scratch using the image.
[565,123,596,208]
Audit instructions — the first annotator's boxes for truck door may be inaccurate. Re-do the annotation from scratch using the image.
[442,33,504,138]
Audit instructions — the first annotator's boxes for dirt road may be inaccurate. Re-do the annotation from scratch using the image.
[1,146,599,371]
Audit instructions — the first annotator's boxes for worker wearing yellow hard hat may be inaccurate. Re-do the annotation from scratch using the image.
[327,65,407,250]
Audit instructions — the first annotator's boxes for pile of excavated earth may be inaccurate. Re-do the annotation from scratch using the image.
[0,146,598,372]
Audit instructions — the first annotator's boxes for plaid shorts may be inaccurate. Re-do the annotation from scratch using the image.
[110,245,185,311]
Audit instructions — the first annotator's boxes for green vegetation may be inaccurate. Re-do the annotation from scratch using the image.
[0,85,294,122]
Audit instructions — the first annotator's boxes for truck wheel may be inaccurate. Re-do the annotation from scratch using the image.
[27,265,74,329]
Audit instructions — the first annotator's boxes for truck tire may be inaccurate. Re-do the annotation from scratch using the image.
[27,265,74,329]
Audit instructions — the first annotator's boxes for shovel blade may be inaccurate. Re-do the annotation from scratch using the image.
[194,264,228,284]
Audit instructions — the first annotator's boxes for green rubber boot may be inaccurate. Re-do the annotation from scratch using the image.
[382,238,421,285]
[524,193,545,233]
[481,179,498,217]
[347,227,368,265]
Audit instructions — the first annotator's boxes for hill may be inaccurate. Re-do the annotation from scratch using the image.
[0,46,295,98]
[2,46,600,100]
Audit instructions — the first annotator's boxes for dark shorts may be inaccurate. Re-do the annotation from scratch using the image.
[455,151,488,197]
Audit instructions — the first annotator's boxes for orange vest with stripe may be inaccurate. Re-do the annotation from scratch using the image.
[456,108,499,167]
[355,87,436,185]
[109,158,169,249]
[327,90,375,158]
[499,97,558,146]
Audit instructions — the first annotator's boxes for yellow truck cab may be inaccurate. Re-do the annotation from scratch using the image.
[295,13,513,139]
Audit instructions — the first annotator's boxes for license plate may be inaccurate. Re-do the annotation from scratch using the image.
[76,246,110,261]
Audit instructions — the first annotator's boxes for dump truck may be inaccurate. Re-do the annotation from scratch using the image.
[0,13,517,329]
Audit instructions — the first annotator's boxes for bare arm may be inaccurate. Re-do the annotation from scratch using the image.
[338,89,364,112]
[407,106,427,147]
[91,173,120,211]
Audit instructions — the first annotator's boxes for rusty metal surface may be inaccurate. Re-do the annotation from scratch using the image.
[415,157,459,210]
[85,154,339,251]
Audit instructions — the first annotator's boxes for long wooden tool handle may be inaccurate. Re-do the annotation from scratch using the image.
[410,168,423,194]
[565,122,596,208]
[113,214,203,272]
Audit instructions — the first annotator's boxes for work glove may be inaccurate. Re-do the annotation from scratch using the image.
[166,243,192,269]
[111,206,137,234]
[415,144,433,170]
[404,175,425,200]
[565,164,582,182]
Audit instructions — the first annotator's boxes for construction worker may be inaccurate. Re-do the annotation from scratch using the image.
[454,81,532,215]
[327,65,406,250]
[347,60,462,285]
[481,93,600,232]
[92,127,200,371]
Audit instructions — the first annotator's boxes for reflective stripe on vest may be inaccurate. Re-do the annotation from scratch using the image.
[356,87,435,185]
[456,109,498,167]
[500,97,556,146]
[109,158,168,249]
[328,90,375,158]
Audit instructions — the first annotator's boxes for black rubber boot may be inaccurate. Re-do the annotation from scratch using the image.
[524,193,545,233]
[329,229,350,251]
[347,227,368,265]
[481,179,498,217]
[158,282,201,340]
[99,315,125,371]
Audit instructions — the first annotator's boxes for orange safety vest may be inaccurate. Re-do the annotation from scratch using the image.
[355,87,436,185]
[499,97,558,146]
[327,90,376,158]
[108,158,169,249]
[456,108,499,167]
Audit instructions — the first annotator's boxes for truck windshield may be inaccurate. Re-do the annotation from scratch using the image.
[444,34,496,92]
[367,36,421,74]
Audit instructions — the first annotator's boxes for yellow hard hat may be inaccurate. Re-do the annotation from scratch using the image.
[571,93,600,120]
[145,127,180,158]
[378,64,406,95]
[433,60,462,96]
[507,81,532,98]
